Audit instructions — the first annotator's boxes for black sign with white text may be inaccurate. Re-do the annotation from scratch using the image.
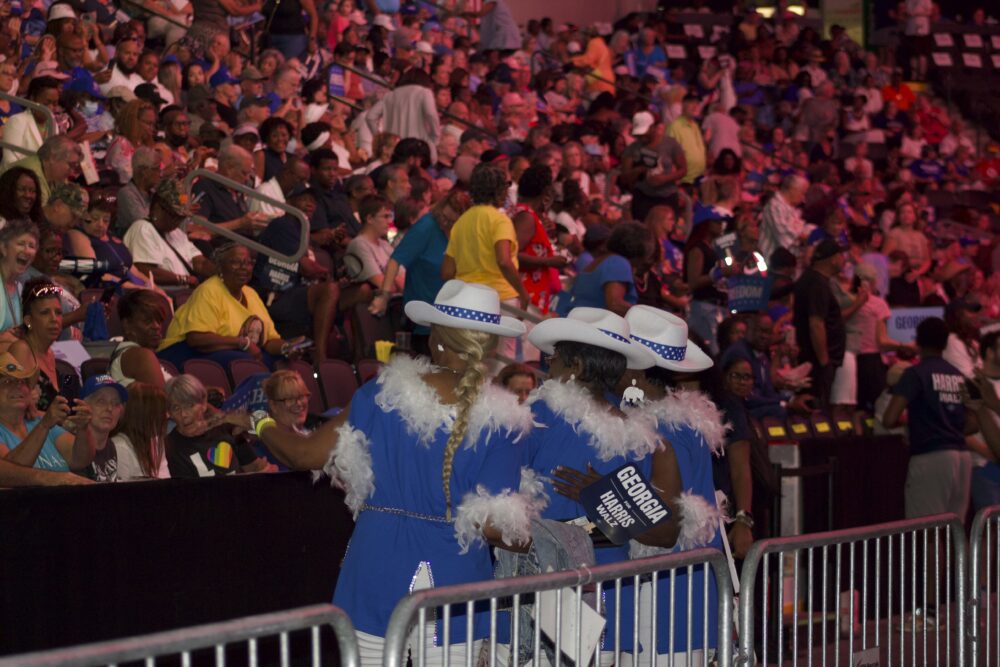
[578,464,672,545]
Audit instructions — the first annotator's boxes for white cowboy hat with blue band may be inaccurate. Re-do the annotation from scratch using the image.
[625,305,713,373]
[405,280,526,337]
[528,307,655,370]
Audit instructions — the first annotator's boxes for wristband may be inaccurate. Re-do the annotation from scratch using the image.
[251,410,276,437]
[734,510,755,530]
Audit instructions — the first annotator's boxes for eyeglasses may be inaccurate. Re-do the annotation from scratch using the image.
[0,376,32,388]
[728,372,754,382]
[273,394,310,407]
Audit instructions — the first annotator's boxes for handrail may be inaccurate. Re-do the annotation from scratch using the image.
[0,604,360,667]
[183,169,309,264]
[118,0,189,30]
[499,301,543,324]
[0,91,57,160]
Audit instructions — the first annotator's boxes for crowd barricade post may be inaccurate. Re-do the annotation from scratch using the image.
[968,504,1000,667]
[0,604,360,667]
[382,548,733,667]
[182,168,310,265]
[736,513,966,667]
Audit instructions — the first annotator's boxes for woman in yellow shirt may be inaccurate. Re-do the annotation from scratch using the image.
[158,244,297,372]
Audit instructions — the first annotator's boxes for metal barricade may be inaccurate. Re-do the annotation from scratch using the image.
[737,514,966,667]
[0,92,57,160]
[968,504,1000,666]
[0,603,360,667]
[183,168,309,264]
[383,548,733,667]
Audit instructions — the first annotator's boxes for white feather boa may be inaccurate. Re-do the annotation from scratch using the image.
[631,389,730,456]
[320,423,375,519]
[374,355,535,447]
[453,468,549,554]
[628,490,722,559]
[530,379,659,461]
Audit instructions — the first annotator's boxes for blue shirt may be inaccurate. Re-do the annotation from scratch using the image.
[564,254,636,314]
[390,212,447,332]
[626,45,667,78]
[892,356,967,456]
[0,418,70,471]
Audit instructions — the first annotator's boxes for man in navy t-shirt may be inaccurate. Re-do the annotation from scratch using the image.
[883,317,978,519]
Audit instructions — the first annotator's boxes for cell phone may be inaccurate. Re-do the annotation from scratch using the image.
[83,12,96,23]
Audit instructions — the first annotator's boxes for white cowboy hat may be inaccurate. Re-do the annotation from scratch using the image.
[528,307,655,370]
[405,280,526,337]
[625,305,713,373]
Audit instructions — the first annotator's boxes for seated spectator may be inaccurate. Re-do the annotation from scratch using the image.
[65,192,155,290]
[110,289,174,389]
[344,195,404,306]
[495,362,537,403]
[82,375,128,482]
[721,312,812,419]
[254,116,294,182]
[251,190,340,361]
[0,76,63,169]
[0,352,94,472]
[111,382,170,480]
[0,167,44,229]
[249,156,311,220]
[190,145,267,236]
[0,220,40,338]
[158,244,298,370]
[565,222,652,317]
[124,177,214,288]
[262,370,311,436]
[24,226,87,342]
[9,279,74,411]
[106,99,157,185]
[1,135,83,207]
[115,146,162,236]
[164,374,267,478]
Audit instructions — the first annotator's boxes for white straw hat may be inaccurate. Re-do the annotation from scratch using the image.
[405,280,526,337]
[625,305,713,372]
[528,307,655,370]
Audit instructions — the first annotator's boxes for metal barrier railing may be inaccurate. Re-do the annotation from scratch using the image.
[0,91,57,160]
[968,504,1000,666]
[383,547,733,667]
[119,0,189,30]
[737,513,967,667]
[183,168,309,264]
[0,603,360,667]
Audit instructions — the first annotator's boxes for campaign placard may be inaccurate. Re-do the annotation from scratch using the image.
[578,464,672,545]
[728,274,772,313]
[887,307,944,344]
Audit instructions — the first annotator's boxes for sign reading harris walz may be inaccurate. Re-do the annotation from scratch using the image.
[578,464,671,545]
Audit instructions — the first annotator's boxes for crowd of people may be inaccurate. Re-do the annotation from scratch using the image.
[1,0,1000,660]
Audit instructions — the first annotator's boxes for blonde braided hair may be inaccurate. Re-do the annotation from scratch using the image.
[433,324,499,520]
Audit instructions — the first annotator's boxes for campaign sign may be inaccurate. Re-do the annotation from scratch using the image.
[578,464,671,545]
[222,373,270,415]
[728,274,772,313]
[887,307,944,344]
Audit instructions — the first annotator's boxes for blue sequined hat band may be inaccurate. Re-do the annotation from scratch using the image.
[632,335,686,361]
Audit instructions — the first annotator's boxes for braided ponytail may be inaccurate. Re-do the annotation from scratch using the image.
[433,324,499,520]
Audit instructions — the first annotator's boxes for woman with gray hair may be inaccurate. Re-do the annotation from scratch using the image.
[164,373,268,478]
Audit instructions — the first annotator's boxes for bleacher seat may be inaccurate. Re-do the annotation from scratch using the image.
[356,359,382,384]
[286,359,325,416]
[81,358,111,382]
[183,359,231,397]
[229,358,269,388]
[318,360,359,409]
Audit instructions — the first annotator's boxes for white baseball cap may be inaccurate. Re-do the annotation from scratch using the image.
[631,111,656,137]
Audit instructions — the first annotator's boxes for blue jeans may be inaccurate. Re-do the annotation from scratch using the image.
[158,340,276,377]
[268,33,308,59]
